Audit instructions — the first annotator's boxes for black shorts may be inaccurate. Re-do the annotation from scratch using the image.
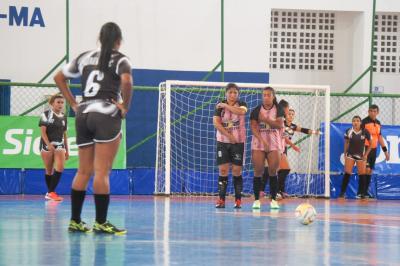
[216,142,244,166]
[75,105,122,147]
[366,148,377,169]
[40,140,65,152]
[345,152,363,162]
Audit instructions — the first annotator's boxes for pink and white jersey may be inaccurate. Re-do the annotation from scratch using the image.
[214,100,247,144]
[250,104,285,152]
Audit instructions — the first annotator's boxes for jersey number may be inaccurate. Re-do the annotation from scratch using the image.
[84,70,104,97]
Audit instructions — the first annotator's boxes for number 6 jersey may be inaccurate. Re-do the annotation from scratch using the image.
[62,50,132,103]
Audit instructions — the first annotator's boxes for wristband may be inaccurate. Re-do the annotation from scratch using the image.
[382,146,388,152]
[300,128,310,134]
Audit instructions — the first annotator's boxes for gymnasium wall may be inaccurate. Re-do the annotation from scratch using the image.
[1,0,400,196]
[1,0,400,92]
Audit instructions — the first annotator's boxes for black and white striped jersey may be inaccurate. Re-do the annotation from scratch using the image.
[62,49,132,103]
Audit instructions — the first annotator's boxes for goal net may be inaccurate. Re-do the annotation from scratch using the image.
[155,80,330,197]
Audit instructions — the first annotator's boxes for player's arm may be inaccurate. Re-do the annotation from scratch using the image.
[343,138,349,155]
[259,104,284,129]
[112,57,133,118]
[285,137,300,152]
[63,131,69,160]
[115,73,133,118]
[378,133,389,161]
[54,71,78,112]
[216,102,247,115]
[363,130,372,161]
[363,145,372,161]
[213,116,236,143]
[259,115,284,129]
[40,126,54,152]
[251,119,269,150]
[250,119,262,142]
[295,125,319,135]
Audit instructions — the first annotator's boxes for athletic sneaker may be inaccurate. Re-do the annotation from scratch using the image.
[355,194,362,199]
[68,220,92,233]
[45,193,51,200]
[48,192,63,201]
[281,192,289,198]
[234,199,241,209]
[252,200,261,209]
[270,199,280,209]
[366,193,375,199]
[93,221,127,235]
[215,199,225,208]
[276,193,282,200]
[338,193,345,199]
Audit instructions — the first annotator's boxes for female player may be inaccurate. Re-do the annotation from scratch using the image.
[39,94,69,201]
[250,87,284,210]
[277,108,319,198]
[339,116,371,198]
[54,22,133,234]
[213,83,247,209]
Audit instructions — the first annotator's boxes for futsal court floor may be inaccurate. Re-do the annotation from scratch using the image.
[0,195,399,266]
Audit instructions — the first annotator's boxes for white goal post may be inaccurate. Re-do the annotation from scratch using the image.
[155,80,330,198]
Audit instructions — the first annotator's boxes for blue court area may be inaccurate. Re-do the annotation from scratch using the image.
[0,196,399,266]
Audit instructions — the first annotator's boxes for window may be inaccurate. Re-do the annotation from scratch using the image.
[270,10,335,71]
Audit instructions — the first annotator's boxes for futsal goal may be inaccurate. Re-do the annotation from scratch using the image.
[155,80,330,198]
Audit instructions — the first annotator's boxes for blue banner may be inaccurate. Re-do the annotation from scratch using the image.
[330,123,400,174]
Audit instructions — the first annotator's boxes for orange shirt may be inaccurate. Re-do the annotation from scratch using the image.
[362,117,381,148]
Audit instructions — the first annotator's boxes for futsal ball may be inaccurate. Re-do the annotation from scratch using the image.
[295,203,317,225]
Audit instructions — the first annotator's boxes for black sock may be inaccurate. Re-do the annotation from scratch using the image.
[269,175,278,200]
[94,194,110,224]
[233,175,243,200]
[261,167,269,192]
[45,174,52,192]
[217,176,228,200]
[340,173,351,195]
[253,176,261,200]
[359,175,366,196]
[365,174,372,195]
[278,169,290,193]
[71,189,86,223]
[50,170,62,192]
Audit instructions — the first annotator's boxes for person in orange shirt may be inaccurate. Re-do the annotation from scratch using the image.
[358,105,390,198]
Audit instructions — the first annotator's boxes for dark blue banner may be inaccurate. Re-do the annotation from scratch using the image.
[330,123,400,174]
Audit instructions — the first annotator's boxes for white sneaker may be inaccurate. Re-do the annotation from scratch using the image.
[252,200,261,209]
[270,199,280,209]
[45,192,51,200]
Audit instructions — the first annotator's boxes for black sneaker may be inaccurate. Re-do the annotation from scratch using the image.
[338,193,345,199]
[93,221,127,235]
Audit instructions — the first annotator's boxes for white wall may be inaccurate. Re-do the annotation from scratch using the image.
[1,0,400,93]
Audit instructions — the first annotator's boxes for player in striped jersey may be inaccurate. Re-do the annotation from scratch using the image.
[54,22,132,235]
[214,83,248,209]
[339,116,371,198]
[39,94,69,202]
[250,87,285,210]
[277,108,319,198]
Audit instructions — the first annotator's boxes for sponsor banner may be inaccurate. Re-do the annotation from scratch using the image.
[0,116,126,169]
[330,123,400,174]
